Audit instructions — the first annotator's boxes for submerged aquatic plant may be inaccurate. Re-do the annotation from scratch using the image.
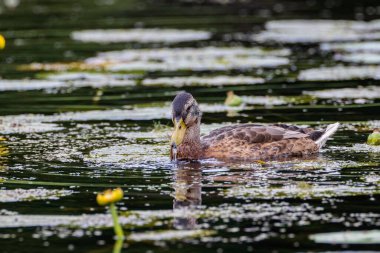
[97,188,124,239]
[367,129,380,146]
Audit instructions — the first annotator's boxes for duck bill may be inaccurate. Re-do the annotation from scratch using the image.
[170,118,187,160]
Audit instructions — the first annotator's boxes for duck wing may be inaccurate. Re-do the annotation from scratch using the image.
[201,123,319,160]
[202,123,310,145]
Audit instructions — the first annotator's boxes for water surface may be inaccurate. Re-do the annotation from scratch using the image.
[1,0,380,252]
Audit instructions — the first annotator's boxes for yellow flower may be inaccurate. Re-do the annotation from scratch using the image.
[96,188,124,206]
[0,35,5,50]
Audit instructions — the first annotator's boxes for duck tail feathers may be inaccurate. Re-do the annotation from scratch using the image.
[315,122,340,149]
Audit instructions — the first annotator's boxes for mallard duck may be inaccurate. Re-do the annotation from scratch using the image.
[170,92,340,161]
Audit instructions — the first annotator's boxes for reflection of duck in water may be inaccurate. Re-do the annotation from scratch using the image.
[172,162,202,230]
[170,92,340,161]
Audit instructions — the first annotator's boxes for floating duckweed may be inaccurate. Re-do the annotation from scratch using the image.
[240,95,287,105]
[240,95,315,106]
[71,28,211,43]
[335,53,380,64]
[0,202,321,230]
[0,74,137,92]
[0,122,63,134]
[43,72,137,88]
[297,181,313,190]
[88,47,290,71]
[328,144,380,153]
[117,131,168,142]
[298,66,380,81]
[321,41,380,53]
[0,79,67,91]
[21,47,290,72]
[364,175,380,184]
[88,46,290,62]
[304,86,380,99]
[142,76,264,87]
[85,144,169,168]
[253,19,380,43]
[152,121,171,133]
[283,95,316,104]
[43,72,137,82]
[310,230,380,244]
[321,41,380,64]
[225,184,379,200]
[0,108,171,128]
[19,62,100,72]
[0,188,73,202]
[128,229,214,242]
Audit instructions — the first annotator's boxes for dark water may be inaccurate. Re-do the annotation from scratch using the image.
[1,0,380,252]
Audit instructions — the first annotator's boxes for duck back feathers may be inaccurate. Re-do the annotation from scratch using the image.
[201,123,339,161]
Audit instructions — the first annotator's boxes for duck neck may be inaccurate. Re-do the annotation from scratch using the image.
[178,123,203,160]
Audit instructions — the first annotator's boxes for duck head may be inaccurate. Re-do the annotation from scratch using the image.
[170,92,202,161]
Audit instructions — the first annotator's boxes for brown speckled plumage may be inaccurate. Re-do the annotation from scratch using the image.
[201,124,320,160]
[170,92,338,161]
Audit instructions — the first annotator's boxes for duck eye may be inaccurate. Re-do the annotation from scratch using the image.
[178,125,182,130]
